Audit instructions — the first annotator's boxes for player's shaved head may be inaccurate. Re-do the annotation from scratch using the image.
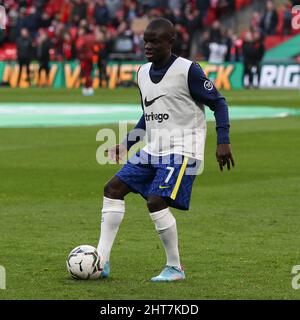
[143,18,175,67]
[145,18,175,42]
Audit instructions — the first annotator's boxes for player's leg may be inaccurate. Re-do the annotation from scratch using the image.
[38,64,43,86]
[254,63,261,89]
[85,61,94,95]
[249,64,254,88]
[98,62,103,88]
[97,150,155,278]
[97,176,131,276]
[147,195,181,269]
[25,61,31,86]
[243,63,251,89]
[80,61,88,95]
[101,61,109,88]
[44,63,50,86]
[147,155,199,281]
[147,195,185,281]
[17,60,23,86]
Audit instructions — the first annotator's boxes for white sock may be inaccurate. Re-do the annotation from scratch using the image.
[149,208,181,268]
[97,196,125,266]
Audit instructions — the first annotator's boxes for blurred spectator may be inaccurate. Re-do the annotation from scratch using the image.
[216,0,235,19]
[208,41,228,63]
[126,0,138,23]
[76,27,95,96]
[111,9,127,31]
[172,24,190,58]
[210,20,222,43]
[0,30,4,47]
[15,7,28,38]
[242,31,254,88]
[242,31,264,89]
[94,0,110,26]
[16,28,33,86]
[196,0,210,19]
[62,32,76,61]
[207,20,228,63]
[231,33,243,62]
[27,6,41,36]
[252,30,265,82]
[7,7,19,42]
[50,21,65,60]
[282,3,292,35]
[40,12,52,29]
[250,11,261,33]
[260,0,279,35]
[2,0,289,65]
[36,30,52,86]
[18,0,28,9]
[112,25,135,56]
[184,3,202,37]
[168,0,181,11]
[106,0,122,18]
[199,30,211,61]
[226,0,236,14]
[70,0,87,26]
[171,8,183,25]
[223,29,234,62]
[95,29,109,88]
[131,17,149,58]
[196,24,236,62]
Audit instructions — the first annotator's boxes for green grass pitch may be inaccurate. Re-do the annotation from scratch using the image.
[0,88,299,299]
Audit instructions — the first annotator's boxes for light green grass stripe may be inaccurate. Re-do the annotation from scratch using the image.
[0,103,299,128]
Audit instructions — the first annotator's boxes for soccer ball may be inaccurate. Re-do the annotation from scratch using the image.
[66,245,102,280]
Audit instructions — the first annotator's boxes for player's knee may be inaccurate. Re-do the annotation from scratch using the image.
[104,181,120,199]
[147,196,167,213]
[103,178,130,200]
[149,207,176,232]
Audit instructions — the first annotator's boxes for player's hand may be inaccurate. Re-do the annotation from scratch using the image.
[216,144,235,171]
[105,144,127,164]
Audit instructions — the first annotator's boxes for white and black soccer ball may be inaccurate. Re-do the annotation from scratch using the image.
[66,245,102,280]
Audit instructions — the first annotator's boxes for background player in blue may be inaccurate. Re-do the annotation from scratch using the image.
[97,18,235,281]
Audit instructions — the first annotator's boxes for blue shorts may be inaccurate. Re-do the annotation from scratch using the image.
[116,150,200,210]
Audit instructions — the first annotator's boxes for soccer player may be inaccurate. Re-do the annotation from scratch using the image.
[76,27,95,96]
[16,28,33,87]
[97,18,234,282]
[36,31,52,87]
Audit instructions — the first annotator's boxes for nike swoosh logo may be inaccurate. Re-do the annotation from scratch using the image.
[144,94,166,107]
[159,185,172,189]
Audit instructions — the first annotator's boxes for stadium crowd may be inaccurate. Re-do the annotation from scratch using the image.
[0,0,240,61]
[1,0,297,62]
[0,0,299,89]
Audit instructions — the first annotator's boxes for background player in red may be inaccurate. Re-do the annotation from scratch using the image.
[76,27,95,96]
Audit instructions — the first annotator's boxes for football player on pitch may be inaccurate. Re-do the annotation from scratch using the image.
[97,18,234,281]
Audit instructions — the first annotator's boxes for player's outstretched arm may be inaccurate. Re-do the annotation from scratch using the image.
[105,115,146,163]
[187,63,235,172]
[216,144,235,171]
